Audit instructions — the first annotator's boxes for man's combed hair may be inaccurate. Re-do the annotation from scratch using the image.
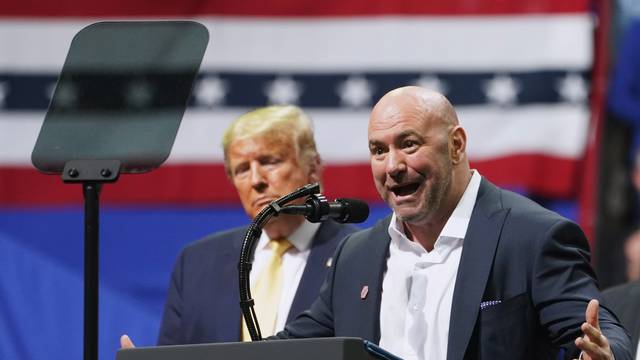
[222,105,320,177]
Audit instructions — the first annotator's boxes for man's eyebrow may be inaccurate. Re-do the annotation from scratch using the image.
[232,160,248,168]
[397,130,421,139]
[368,130,422,145]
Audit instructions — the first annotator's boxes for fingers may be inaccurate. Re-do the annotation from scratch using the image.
[574,300,612,360]
[575,317,612,360]
[575,335,610,360]
[585,299,600,330]
[120,334,135,349]
[582,322,609,347]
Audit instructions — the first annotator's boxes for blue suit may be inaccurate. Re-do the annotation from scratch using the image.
[157,220,357,345]
[608,20,640,161]
[276,178,632,360]
[602,281,640,357]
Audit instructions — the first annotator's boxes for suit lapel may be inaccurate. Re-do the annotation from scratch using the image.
[358,217,392,343]
[447,179,509,360]
[631,289,640,353]
[633,316,640,355]
[288,221,341,322]
[214,231,243,341]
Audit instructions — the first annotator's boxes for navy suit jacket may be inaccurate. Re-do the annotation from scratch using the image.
[602,281,640,356]
[157,220,357,345]
[276,179,632,360]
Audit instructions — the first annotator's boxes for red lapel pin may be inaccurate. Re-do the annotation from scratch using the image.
[360,285,369,300]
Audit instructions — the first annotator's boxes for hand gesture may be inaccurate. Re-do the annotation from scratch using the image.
[120,334,136,349]
[574,299,613,360]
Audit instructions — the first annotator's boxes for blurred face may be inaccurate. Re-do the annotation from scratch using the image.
[625,231,640,281]
[368,103,453,224]
[227,136,316,220]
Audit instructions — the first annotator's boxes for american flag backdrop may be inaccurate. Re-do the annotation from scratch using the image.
[0,1,601,359]
[0,1,595,204]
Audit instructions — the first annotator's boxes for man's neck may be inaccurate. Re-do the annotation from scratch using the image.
[403,213,450,252]
[403,169,473,251]
[263,214,305,239]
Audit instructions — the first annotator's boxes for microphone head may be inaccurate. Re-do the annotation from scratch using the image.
[335,198,369,223]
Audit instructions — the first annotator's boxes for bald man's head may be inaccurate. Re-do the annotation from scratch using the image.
[367,86,471,227]
[371,86,460,132]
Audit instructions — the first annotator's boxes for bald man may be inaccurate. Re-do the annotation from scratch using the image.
[274,87,632,360]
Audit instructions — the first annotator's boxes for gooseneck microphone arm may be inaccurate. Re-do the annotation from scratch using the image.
[238,182,321,341]
[239,183,370,341]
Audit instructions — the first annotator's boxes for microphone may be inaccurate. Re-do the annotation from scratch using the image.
[278,194,369,223]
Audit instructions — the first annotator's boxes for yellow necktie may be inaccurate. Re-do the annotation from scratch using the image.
[241,238,293,341]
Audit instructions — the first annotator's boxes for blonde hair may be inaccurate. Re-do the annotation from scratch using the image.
[222,105,320,177]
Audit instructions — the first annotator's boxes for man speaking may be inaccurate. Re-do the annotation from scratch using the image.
[273,87,632,360]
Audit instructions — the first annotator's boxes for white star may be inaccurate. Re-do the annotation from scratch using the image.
[264,76,303,105]
[413,75,448,95]
[557,73,589,103]
[194,76,228,107]
[0,82,8,108]
[336,76,374,108]
[126,80,154,108]
[48,81,78,108]
[484,74,520,106]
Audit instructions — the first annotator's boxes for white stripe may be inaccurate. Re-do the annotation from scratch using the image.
[0,112,44,165]
[0,14,592,72]
[0,105,588,165]
[459,104,590,160]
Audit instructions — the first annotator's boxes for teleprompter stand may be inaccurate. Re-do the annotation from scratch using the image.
[31,21,208,360]
[62,159,122,360]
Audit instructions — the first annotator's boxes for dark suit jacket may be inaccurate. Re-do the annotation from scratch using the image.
[276,178,632,360]
[602,281,640,356]
[157,220,357,345]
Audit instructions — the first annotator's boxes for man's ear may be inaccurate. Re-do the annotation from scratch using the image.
[450,126,467,165]
[307,154,322,184]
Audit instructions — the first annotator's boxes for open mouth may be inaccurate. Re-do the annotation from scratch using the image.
[390,183,420,197]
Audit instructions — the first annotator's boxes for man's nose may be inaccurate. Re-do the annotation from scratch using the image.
[386,149,407,178]
[249,162,268,190]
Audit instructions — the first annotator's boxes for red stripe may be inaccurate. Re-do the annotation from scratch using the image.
[0,0,588,17]
[578,0,610,250]
[0,155,579,205]
[475,156,580,199]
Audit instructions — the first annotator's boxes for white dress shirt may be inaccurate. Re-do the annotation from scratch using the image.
[250,220,320,332]
[635,338,640,360]
[379,171,482,360]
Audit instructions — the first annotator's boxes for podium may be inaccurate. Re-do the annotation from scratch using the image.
[116,337,380,360]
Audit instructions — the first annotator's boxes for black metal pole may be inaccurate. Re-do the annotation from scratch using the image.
[83,182,100,360]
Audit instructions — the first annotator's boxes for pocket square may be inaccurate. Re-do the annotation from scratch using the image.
[480,300,502,310]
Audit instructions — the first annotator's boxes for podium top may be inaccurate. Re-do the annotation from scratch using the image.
[117,337,379,360]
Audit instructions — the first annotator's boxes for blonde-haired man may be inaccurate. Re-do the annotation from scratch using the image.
[155,105,357,345]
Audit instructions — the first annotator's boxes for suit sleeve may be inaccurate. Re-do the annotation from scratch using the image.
[272,235,352,339]
[532,220,633,360]
[157,249,186,345]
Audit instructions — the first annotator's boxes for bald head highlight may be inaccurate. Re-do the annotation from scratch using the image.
[373,86,459,132]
